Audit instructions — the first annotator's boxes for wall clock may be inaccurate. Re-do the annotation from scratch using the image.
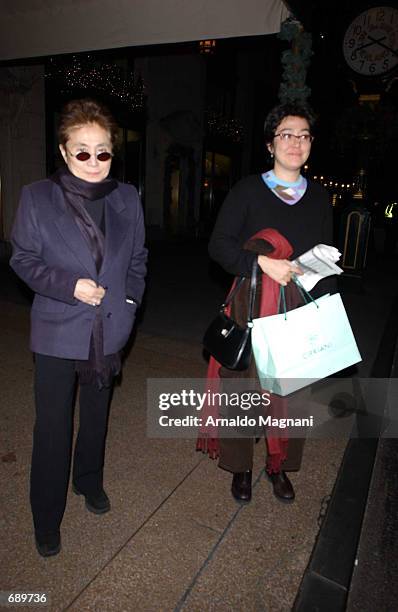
[343,6,398,76]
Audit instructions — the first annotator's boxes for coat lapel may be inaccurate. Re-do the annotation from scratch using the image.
[52,183,98,278]
[100,188,130,276]
[51,183,129,279]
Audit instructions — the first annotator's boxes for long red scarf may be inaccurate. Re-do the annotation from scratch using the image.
[197,228,293,472]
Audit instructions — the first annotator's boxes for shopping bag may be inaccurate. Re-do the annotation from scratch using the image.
[251,292,362,396]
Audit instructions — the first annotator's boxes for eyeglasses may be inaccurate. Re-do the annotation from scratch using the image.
[274,133,314,143]
[67,150,113,162]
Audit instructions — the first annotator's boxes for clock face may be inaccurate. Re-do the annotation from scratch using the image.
[343,6,398,76]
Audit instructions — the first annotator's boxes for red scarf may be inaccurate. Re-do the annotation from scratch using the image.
[197,228,293,472]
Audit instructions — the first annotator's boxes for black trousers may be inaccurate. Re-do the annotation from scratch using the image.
[31,354,112,535]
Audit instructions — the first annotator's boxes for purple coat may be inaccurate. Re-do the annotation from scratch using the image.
[10,179,147,359]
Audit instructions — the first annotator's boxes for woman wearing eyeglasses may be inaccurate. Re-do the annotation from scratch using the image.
[204,102,333,503]
[10,98,147,556]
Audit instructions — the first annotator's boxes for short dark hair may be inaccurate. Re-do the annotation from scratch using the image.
[264,102,316,144]
[58,98,119,148]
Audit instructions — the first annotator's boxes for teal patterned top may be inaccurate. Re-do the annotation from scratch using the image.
[261,170,307,205]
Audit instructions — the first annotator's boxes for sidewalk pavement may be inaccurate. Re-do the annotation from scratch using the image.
[0,252,397,611]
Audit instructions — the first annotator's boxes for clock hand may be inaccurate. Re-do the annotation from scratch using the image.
[355,35,386,52]
[367,35,398,58]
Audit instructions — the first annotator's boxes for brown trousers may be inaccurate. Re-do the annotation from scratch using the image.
[218,436,305,474]
[216,239,307,475]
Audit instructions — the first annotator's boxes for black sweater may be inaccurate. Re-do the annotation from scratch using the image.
[209,174,333,279]
[209,174,337,297]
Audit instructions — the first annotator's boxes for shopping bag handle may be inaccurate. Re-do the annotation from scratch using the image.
[292,275,319,308]
[277,277,319,320]
[277,285,288,319]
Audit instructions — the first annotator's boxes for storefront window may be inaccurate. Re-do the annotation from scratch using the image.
[202,151,232,234]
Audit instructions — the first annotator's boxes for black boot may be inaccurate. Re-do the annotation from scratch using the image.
[72,484,110,514]
[231,470,252,503]
[267,470,295,502]
[35,530,61,557]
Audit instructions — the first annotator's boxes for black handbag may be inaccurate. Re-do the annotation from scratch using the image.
[203,259,257,370]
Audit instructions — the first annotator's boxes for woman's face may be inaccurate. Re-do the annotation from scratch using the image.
[267,115,312,175]
[59,122,113,183]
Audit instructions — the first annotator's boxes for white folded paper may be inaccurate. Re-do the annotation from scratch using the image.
[293,244,343,291]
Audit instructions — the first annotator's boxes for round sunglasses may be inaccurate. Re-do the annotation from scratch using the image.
[67,150,113,162]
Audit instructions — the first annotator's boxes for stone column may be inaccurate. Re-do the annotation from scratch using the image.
[0,65,46,242]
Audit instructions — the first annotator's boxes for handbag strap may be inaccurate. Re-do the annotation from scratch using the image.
[222,258,258,325]
[221,276,245,308]
[247,258,258,323]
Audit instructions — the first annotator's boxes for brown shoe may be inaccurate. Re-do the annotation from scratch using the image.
[267,470,295,502]
[231,470,252,503]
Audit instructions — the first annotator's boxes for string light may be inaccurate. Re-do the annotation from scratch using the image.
[312,174,355,194]
[46,55,145,112]
[206,110,244,143]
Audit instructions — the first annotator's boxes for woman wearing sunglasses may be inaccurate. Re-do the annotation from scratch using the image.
[10,98,147,556]
[202,102,333,503]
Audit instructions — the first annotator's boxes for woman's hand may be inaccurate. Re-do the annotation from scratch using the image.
[257,255,302,286]
[74,279,106,306]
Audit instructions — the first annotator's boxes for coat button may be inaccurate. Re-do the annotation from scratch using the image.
[107,312,112,318]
